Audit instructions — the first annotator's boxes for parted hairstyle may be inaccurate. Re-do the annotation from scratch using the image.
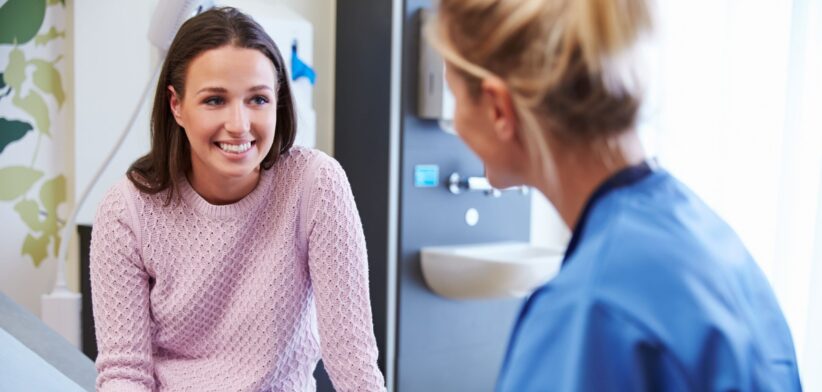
[128,7,297,202]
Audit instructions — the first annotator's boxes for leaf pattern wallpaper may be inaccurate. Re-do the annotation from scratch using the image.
[0,0,68,269]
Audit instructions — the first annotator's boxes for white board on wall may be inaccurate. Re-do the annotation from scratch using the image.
[73,0,157,225]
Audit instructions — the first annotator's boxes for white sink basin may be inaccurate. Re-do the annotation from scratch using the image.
[420,242,564,300]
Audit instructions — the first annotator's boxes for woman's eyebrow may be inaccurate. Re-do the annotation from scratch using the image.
[248,85,274,92]
[195,86,273,95]
[196,86,227,95]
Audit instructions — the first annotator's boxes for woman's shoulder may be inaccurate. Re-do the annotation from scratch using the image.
[96,175,169,220]
[275,146,345,181]
[279,145,333,165]
[93,176,145,227]
[98,176,138,209]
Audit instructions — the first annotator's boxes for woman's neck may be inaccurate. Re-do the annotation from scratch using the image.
[533,130,647,230]
[187,166,261,205]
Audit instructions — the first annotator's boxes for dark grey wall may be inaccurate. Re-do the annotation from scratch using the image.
[394,3,530,391]
[334,0,395,387]
[335,1,532,391]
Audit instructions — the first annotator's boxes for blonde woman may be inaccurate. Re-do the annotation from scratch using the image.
[431,0,801,390]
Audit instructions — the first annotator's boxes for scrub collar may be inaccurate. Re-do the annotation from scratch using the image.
[499,159,659,380]
[561,159,658,267]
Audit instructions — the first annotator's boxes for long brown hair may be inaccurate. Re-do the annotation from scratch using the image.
[128,7,297,202]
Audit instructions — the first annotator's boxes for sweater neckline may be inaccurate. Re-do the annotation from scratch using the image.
[178,168,275,219]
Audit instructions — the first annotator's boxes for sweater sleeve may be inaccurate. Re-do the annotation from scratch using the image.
[89,181,155,391]
[305,156,386,392]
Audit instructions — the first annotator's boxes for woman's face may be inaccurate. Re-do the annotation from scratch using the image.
[170,45,277,183]
[444,63,526,189]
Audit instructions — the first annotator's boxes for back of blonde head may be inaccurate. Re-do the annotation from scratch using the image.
[434,0,653,163]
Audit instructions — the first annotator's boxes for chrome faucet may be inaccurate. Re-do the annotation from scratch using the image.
[447,172,529,197]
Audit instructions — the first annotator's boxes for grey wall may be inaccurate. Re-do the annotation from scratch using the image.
[394,3,531,391]
[336,1,531,390]
[335,0,395,385]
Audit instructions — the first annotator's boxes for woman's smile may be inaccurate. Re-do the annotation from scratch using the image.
[215,140,256,158]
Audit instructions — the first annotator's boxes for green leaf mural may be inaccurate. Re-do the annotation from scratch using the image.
[0,118,33,154]
[0,0,47,45]
[0,73,8,104]
[39,174,66,211]
[39,175,65,255]
[0,166,44,201]
[14,199,45,232]
[34,27,65,46]
[22,233,49,267]
[5,48,25,89]
[4,181,64,268]
[13,176,66,265]
[12,90,51,135]
[5,49,65,134]
[31,59,64,107]
[1,0,67,268]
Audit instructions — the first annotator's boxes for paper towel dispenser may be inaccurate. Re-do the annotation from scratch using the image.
[417,10,455,127]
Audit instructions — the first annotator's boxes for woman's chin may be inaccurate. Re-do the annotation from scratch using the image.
[210,162,260,181]
[209,149,261,178]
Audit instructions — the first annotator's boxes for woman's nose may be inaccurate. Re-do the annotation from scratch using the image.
[225,103,250,134]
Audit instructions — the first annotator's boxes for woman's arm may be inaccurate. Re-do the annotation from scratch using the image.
[305,156,386,392]
[90,181,154,391]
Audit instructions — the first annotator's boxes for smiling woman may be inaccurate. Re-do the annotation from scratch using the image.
[127,6,296,205]
[168,45,279,204]
[88,7,386,392]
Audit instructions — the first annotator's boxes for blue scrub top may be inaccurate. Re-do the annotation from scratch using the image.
[497,162,801,391]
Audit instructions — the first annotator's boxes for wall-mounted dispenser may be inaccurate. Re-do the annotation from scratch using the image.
[417,9,456,133]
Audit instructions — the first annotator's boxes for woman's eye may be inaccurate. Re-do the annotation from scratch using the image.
[250,95,269,105]
[204,96,224,106]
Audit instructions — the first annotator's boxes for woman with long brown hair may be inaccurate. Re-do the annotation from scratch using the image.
[90,7,385,391]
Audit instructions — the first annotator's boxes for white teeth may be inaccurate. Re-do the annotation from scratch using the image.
[218,142,252,153]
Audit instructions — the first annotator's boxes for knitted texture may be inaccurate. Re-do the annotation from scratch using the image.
[90,147,385,392]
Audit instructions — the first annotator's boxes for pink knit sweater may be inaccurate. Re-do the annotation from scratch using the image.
[90,147,386,391]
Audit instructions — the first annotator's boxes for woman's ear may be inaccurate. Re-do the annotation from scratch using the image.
[481,77,519,144]
[168,86,184,127]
